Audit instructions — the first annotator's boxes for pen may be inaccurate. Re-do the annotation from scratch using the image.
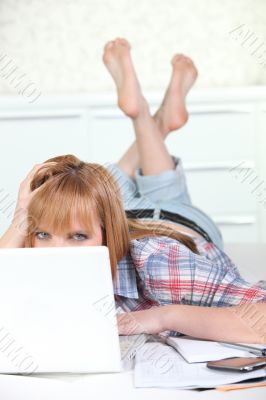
[220,342,266,356]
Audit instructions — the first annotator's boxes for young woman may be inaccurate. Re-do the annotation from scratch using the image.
[0,39,265,344]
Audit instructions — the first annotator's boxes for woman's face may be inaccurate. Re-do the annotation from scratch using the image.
[32,219,103,248]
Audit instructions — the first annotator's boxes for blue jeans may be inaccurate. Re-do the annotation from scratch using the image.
[107,156,223,249]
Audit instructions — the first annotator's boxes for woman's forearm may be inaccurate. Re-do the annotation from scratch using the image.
[0,223,25,248]
[162,303,266,344]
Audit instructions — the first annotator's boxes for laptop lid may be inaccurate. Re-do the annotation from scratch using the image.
[0,246,121,374]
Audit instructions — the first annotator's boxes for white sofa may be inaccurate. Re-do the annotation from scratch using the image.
[224,243,266,283]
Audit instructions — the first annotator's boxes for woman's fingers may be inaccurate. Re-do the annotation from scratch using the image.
[16,161,57,213]
[117,308,166,336]
[117,313,144,335]
[11,161,57,237]
[19,162,56,197]
[22,161,57,186]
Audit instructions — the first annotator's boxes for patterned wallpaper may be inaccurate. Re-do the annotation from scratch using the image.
[0,0,265,95]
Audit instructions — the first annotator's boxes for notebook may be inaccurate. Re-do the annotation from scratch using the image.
[165,336,256,363]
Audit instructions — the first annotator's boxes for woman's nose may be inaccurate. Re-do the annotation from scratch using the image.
[50,237,68,247]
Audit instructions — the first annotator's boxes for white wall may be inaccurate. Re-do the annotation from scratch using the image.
[0,0,266,95]
[1,88,266,243]
[0,1,266,245]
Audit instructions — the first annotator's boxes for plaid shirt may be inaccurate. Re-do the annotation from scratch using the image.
[114,235,266,312]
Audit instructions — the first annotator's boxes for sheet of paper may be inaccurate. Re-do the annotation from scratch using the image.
[119,334,148,360]
[134,342,266,389]
[166,336,255,363]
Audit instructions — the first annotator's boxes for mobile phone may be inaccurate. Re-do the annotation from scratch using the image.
[207,356,266,372]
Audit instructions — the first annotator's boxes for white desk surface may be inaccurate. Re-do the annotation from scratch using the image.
[1,370,265,400]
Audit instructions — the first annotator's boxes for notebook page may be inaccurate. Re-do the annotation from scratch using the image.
[119,334,148,360]
[166,336,254,363]
[134,342,266,389]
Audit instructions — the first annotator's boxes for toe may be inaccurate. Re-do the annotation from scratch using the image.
[119,38,130,47]
[115,38,131,48]
[184,56,193,64]
[104,41,115,51]
[171,54,184,64]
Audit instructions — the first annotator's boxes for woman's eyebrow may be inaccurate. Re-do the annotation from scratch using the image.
[68,230,91,234]
[34,227,49,232]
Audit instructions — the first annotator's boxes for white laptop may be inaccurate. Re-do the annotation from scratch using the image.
[0,246,121,374]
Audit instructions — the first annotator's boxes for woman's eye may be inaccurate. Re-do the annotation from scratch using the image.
[71,233,88,241]
[35,232,50,240]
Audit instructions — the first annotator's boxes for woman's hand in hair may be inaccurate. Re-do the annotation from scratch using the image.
[15,164,42,218]
[0,163,55,248]
[117,307,166,335]
[13,162,56,231]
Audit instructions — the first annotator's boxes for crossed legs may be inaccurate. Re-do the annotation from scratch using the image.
[102,38,198,180]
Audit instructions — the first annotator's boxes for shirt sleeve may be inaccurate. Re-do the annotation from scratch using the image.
[130,236,266,307]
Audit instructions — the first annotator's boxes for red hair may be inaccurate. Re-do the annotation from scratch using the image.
[26,155,198,278]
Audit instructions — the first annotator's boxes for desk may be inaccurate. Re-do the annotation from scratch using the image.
[1,370,265,400]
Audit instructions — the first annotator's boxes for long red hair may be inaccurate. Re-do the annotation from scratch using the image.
[26,155,198,278]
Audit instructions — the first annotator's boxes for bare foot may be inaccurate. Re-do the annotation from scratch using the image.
[154,54,198,137]
[103,38,147,118]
